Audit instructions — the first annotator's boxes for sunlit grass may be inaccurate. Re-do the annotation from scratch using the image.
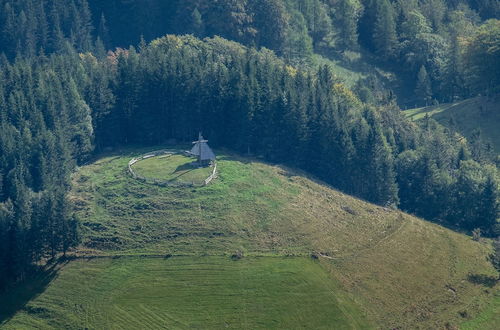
[1,147,497,329]
[1,257,369,329]
[132,154,213,184]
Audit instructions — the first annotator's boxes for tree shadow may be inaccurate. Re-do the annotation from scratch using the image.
[467,273,498,288]
[0,260,66,325]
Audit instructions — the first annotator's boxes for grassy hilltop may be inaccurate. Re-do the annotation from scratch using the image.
[1,148,498,329]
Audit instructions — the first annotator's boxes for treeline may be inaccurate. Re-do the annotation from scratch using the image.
[1,0,499,105]
[0,0,94,57]
[88,0,500,104]
[0,53,90,287]
[358,1,500,103]
[89,35,498,235]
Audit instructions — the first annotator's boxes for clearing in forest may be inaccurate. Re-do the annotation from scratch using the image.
[405,96,500,152]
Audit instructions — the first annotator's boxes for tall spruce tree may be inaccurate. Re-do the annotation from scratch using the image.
[336,0,363,50]
[373,0,398,59]
[479,173,499,234]
[415,65,432,105]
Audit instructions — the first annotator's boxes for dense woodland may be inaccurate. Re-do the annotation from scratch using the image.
[1,0,499,103]
[0,0,498,289]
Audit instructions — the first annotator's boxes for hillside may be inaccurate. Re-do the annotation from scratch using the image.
[0,1,499,329]
[405,96,500,153]
[1,148,497,329]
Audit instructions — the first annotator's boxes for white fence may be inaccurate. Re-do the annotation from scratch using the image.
[204,163,218,185]
[128,150,217,187]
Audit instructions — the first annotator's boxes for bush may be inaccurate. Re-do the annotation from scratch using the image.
[472,228,482,241]
[231,251,244,260]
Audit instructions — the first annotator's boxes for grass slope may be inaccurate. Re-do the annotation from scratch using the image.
[2,257,368,329]
[405,96,500,152]
[1,147,498,329]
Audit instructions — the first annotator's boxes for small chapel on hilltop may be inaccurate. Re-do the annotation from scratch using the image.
[188,133,216,166]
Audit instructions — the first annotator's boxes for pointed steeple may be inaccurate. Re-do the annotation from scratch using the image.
[190,132,215,165]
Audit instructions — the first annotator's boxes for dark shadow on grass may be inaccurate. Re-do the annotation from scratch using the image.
[467,273,498,288]
[175,162,198,172]
[0,260,66,325]
[170,167,196,181]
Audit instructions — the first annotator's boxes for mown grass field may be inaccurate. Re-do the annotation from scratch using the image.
[1,257,368,329]
[405,96,500,152]
[1,147,498,329]
[131,154,213,184]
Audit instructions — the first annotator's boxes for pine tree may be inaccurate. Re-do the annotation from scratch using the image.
[0,202,9,286]
[98,13,111,49]
[469,129,485,163]
[337,0,362,50]
[0,171,3,202]
[297,0,333,50]
[37,1,50,49]
[415,65,432,106]
[365,120,399,206]
[479,174,499,234]
[190,8,205,37]
[492,238,500,278]
[372,0,397,60]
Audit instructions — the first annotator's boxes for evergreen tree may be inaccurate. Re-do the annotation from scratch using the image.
[282,9,314,61]
[252,0,289,55]
[479,173,499,234]
[401,9,432,40]
[336,0,363,50]
[415,65,432,105]
[97,13,111,49]
[492,237,500,278]
[0,12,499,289]
[463,19,500,96]
[364,112,399,205]
[373,0,398,59]
[191,8,205,38]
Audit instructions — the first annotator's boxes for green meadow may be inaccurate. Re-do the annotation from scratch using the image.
[1,148,497,329]
[2,257,368,329]
[131,154,214,184]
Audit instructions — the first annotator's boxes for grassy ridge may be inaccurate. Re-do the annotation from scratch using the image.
[69,150,409,258]
[2,148,498,329]
[405,96,500,152]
